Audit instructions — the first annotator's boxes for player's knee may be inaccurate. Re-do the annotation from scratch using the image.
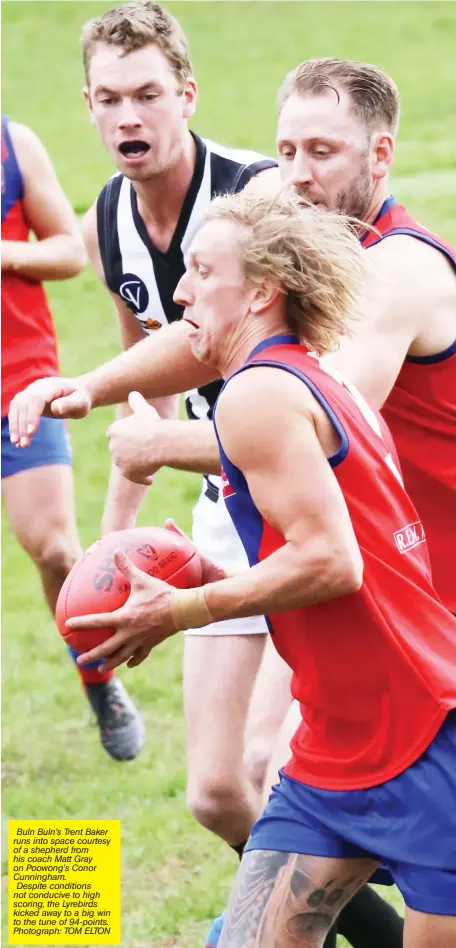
[32,535,78,585]
[243,737,273,794]
[187,777,245,834]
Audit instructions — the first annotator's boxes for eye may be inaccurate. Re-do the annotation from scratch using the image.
[197,266,209,278]
[312,146,332,158]
[100,97,117,106]
[140,93,159,102]
[280,147,295,160]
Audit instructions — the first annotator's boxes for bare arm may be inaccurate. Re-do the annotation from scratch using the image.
[1,122,86,280]
[69,368,365,672]
[138,418,221,475]
[102,411,151,533]
[203,367,363,620]
[101,391,181,533]
[107,406,221,482]
[81,316,217,406]
[324,234,456,408]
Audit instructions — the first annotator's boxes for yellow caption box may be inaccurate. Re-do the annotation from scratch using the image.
[8,820,120,945]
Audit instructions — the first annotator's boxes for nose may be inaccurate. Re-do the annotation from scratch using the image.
[117,98,142,130]
[174,269,193,307]
[291,152,314,190]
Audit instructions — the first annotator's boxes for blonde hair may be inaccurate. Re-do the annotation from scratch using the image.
[81,1,192,91]
[205,192,370,354]
[278,58,400,136]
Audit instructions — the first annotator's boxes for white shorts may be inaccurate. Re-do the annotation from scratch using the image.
[185,479,268,637]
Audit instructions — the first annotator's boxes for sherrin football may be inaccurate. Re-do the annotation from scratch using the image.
[56,527,202,655]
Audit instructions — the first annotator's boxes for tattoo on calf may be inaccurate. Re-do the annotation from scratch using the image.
[220,851,289,946]
[286,911,332,938]
[219,851,367,947]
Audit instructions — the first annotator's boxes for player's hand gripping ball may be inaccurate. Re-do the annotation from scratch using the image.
[56,527,202,657]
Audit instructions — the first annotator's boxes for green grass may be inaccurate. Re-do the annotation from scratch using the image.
[2,1,455,945]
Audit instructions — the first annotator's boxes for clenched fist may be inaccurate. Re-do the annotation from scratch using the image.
[107,391,168,485]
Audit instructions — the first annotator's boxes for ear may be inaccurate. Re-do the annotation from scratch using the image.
[371,132,394,181]
[83,86,97,127]
[250,279,283,316]
[182,77,198,120]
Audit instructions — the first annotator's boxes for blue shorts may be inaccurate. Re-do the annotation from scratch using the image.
[2,416,72,479]
[246,710,456,915]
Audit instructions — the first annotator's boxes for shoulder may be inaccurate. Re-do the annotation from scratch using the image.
[82,200,98,250]
[361,231,455,348]
[82,200,104,282]
[205,137,277,191]
[216,361,322,474]
[9,121,43,152]
[216,363,314,446]
[8,122,51,177]
[96,172,123,217]
[82,206,129,312]
[204,137,275,168]
[85,174,124,284]
[367,231,455,301]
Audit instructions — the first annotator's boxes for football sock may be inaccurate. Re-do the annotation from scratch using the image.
[337,885,404,947]
[231,840,247,860]
[67,645,114,685]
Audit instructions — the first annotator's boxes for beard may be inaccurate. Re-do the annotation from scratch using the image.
[334,156,373,221]
[293,154,374,223]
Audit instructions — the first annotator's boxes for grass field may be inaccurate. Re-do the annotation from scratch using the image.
[2,2,456,946]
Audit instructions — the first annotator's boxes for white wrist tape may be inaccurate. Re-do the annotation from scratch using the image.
[170,587,214,631]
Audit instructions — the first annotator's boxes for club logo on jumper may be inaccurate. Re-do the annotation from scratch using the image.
[393,520,426,554]
[120,274,149,314]
[221,469,235,499]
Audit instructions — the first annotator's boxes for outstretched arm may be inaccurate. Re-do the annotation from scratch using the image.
[7,168,282,444]
[1,122,86,280]
[8,297,218,447]
[8,205,218,446]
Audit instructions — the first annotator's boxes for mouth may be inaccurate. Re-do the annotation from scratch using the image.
[183,317,199,330]
[118,140,151,161]
[291,187,326,209]
[295,194,326,210]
